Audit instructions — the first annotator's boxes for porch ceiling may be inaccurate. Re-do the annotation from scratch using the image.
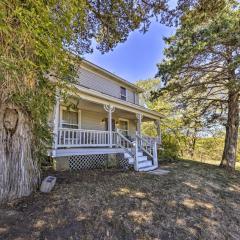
[65,98,156,122]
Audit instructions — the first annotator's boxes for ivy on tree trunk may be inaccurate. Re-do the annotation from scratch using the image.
[0,103,40,202]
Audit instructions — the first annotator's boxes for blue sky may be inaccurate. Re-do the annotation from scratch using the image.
[84,20,176,83]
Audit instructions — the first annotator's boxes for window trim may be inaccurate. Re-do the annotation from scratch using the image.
[120,86,127,101]
[59,106,81,129]
[117,118,129,136]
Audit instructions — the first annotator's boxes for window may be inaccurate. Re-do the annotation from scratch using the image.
[60,107,80,129]
[120,87,127,101]
[118,119,129,136]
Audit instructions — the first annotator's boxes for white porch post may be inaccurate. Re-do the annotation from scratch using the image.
[104,104,115,148]
[52,92,60,157]
[136,113,143,136]
[153,141,158,168]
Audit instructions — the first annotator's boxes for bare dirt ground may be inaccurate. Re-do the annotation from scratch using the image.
[1,160,240,240]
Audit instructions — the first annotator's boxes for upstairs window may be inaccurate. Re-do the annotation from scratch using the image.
[120,87,127,101]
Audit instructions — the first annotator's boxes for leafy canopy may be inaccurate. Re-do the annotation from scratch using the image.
[156,1,240,126]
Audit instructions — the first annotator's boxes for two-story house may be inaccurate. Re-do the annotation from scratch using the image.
[49,59,162,172]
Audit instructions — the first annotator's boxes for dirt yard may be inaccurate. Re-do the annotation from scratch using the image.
[1,160,240,240]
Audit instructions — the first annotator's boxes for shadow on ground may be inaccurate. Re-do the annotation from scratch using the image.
[1,160,240,240]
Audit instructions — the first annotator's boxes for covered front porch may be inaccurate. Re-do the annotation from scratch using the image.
[50,86,162,171]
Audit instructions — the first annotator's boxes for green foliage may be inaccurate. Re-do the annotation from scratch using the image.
[158,134,181,161]
[193,137,225,162]
[136,79,183,160]
[157,1,240,124]
[12,77,56,163]
[136,77,240,164]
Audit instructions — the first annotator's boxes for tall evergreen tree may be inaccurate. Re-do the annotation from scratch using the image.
[157,1,240,170]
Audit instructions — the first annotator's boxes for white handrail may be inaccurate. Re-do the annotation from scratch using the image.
[142,135,161,145]
[116,130,135,157]
[136,134,154,158]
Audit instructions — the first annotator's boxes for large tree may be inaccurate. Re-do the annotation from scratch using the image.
[0,0,168,202]
[157,1,240,170]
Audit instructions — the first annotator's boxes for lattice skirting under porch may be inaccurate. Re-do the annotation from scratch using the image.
[69,154,107,170]
[68,154,131,170]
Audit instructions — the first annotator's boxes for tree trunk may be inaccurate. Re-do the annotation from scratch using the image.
[190,136,197,159]
[220,91,239,170]
[0,102,40,203]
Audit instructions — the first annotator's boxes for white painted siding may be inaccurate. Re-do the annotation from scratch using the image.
[81,110,106,131]
[77,67,138,104]
[135,93,139,105]
[80,110,136,138]
[128,119,136,137]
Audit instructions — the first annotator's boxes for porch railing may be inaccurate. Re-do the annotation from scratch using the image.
[57,128,117,147]
[142,135,161,145]
[56,128,159,171]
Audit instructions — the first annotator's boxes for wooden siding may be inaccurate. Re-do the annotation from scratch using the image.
[77,67,139,104]
[81,110,106,131]
[128,119,136,137]
[77,109,137,138]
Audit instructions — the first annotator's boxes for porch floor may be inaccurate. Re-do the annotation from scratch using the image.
[54,147,125,157]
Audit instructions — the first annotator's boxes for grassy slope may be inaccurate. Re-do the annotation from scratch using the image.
[185,158,240,171]
[0,160,240,240]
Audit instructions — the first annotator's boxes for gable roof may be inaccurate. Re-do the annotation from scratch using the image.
[80,59,144,93]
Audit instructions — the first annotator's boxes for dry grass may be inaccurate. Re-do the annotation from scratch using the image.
[1,160,240,240]
[187,158,240,171]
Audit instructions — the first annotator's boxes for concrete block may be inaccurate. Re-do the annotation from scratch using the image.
[40,176,56,193]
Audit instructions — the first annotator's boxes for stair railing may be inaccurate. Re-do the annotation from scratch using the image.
[116,129,135,158]
[136,133,158,168]
[142,135,161,145]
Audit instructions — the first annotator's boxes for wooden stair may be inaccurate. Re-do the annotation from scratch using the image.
[124,150,158,172]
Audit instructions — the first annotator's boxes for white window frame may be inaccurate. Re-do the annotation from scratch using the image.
[117,118,129,136]
[120,86,127,101]
[59,106,81,129]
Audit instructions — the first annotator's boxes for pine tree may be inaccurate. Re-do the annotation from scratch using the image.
[157,1,240,170]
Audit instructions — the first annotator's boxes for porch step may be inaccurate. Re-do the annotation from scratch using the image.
[124,152,132,158]
[137,151,143,157]
[138,160,152,168]
[123,150,155,170]
[128,157,134,164]
[124,151,143,158]
[138,165,158,172]
[138,155,148,162]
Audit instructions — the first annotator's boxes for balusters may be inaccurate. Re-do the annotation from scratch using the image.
[57,129,121,147]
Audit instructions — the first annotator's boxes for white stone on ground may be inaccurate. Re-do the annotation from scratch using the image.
[40,176,56,193]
